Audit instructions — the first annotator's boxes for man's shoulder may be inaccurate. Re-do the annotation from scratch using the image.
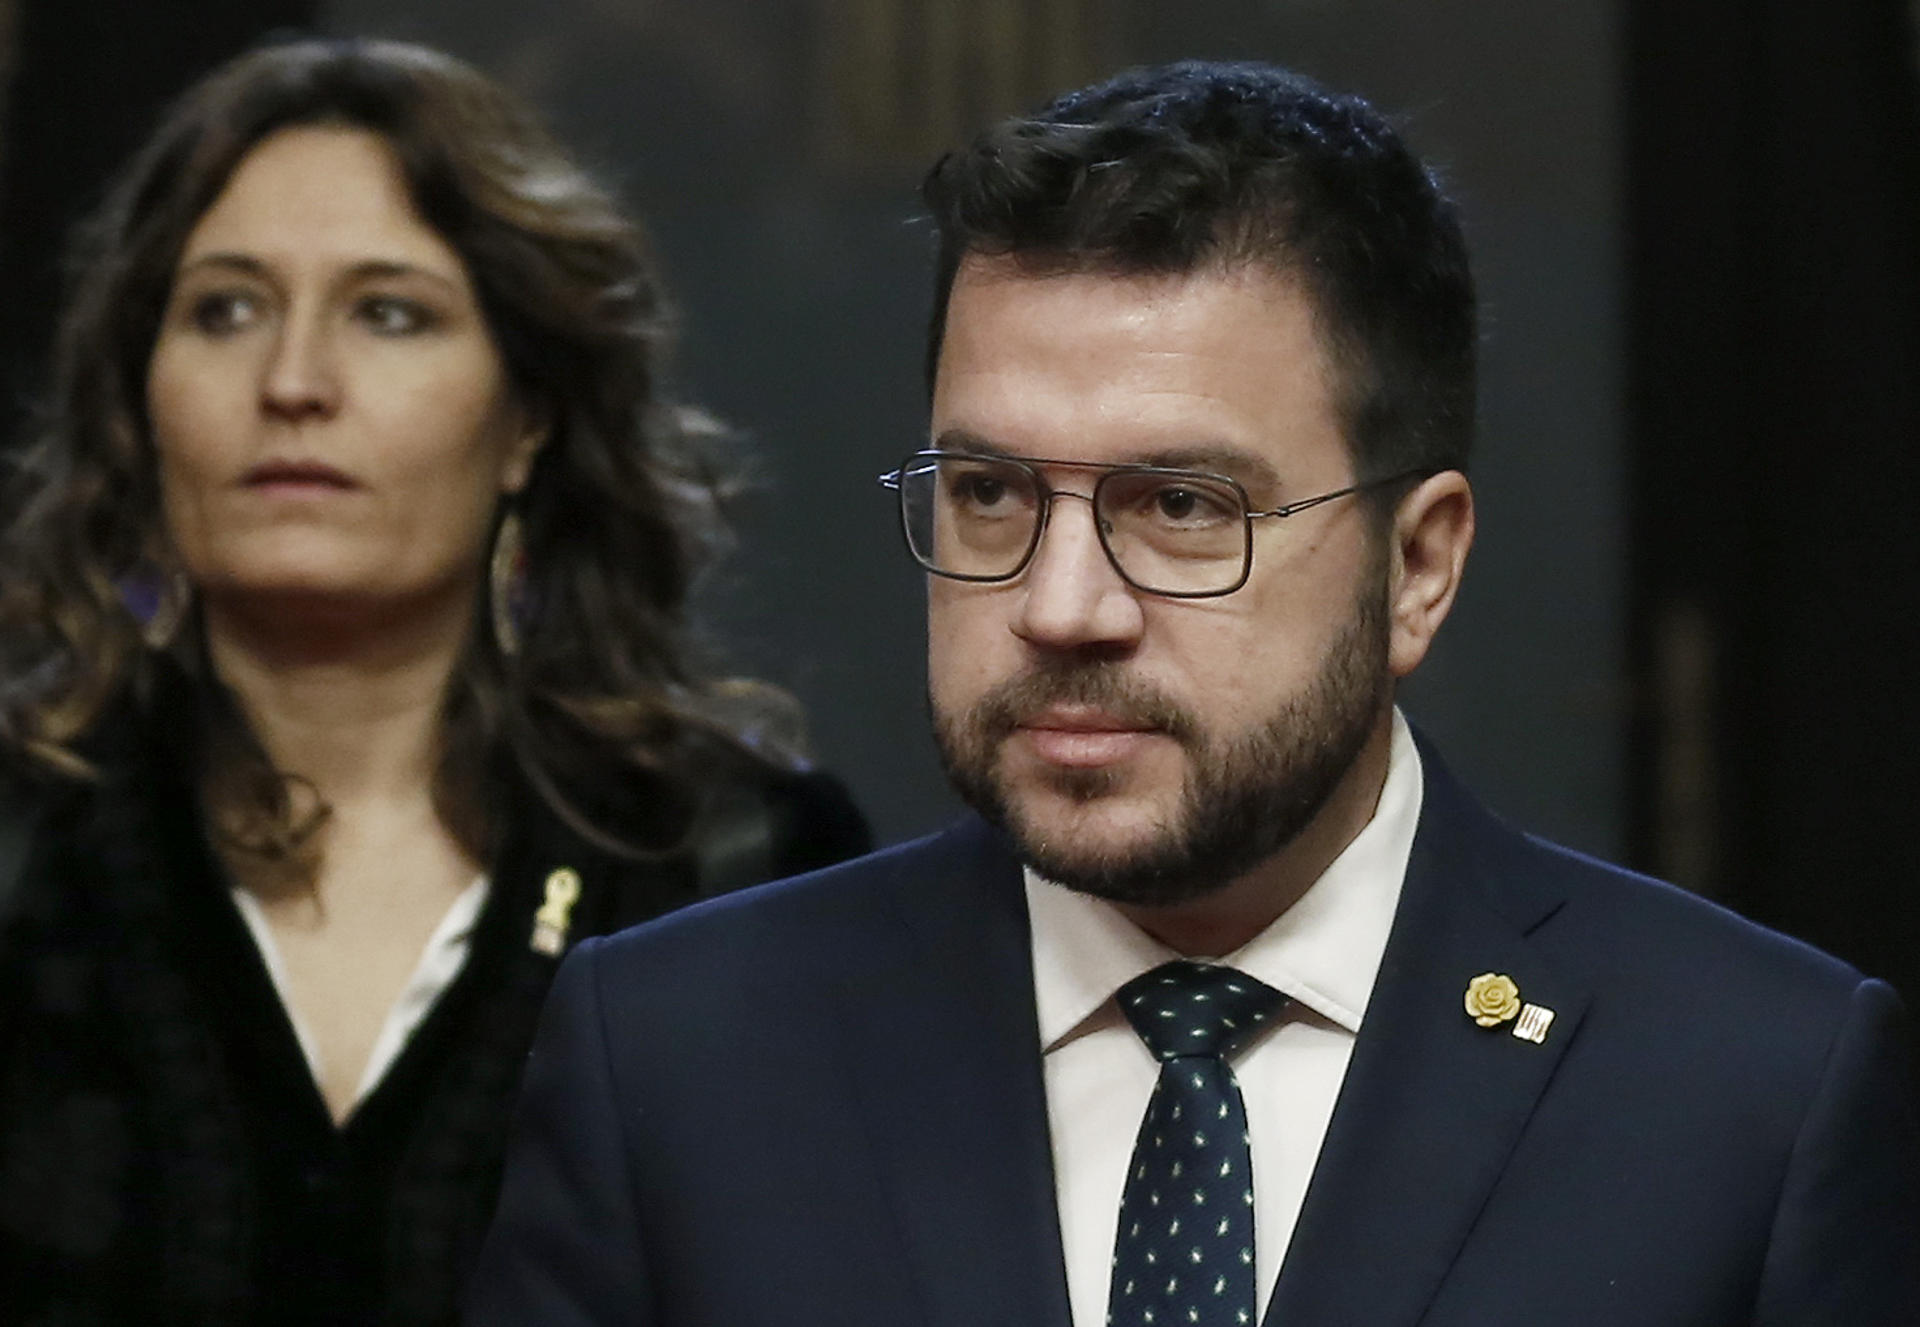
[1405,763,1905,1142]
[542,817,1030,1069]
[576,815,1017,981]
[1519,829,1866,992]
[1416,745,1877,1011]
[1448,806,1889,1085]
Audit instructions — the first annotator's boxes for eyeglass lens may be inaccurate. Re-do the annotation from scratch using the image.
[899,454,1250,595]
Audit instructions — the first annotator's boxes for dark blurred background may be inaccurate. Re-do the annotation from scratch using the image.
[2,2,1915,1012]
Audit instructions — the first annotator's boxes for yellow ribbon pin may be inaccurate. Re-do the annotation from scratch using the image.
[529,866,582,956]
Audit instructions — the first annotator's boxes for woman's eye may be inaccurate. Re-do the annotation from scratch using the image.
[356,295,437,336]
[186,290,262,336]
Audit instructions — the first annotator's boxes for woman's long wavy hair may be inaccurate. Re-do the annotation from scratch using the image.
[0,37,792,869]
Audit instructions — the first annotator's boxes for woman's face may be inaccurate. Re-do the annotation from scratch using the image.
[146,124,543,621]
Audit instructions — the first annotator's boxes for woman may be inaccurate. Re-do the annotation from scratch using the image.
[0,37,867,1325]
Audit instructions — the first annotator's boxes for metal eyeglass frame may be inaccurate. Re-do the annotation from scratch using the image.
[878,450,1434,599]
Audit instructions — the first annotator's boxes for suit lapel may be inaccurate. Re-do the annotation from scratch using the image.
[838,819,1074,1327]
[1263,751,1591,1327]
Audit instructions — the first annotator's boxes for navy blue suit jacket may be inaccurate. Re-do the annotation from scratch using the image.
[469,750,1920,1325]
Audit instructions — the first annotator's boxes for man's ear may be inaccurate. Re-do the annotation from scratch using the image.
[1385,470,1474,679]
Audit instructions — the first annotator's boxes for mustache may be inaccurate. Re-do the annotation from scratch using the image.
[969,662,1201,746]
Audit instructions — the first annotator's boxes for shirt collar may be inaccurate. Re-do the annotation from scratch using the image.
[1026,708,1423,1050]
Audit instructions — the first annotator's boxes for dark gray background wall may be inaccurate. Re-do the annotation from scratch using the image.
[316,0,1628,857]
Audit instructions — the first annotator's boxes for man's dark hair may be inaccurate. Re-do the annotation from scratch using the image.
[922,60,1476,482]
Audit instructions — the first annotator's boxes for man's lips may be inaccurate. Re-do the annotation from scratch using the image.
[1013,707,1163,767]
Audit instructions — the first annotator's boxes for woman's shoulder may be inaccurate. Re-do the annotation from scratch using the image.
[0,753,110,938]
[0,774,46,939]
[499,733,872,936]
[636,728,872,897]
[694,753,872,893]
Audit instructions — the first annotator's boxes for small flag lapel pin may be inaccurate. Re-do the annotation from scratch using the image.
[1511,1003,1555,1044]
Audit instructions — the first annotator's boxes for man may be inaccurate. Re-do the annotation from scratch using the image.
[469,62,1918,1325]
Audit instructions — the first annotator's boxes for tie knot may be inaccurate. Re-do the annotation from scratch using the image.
[1116,960,1285,1062]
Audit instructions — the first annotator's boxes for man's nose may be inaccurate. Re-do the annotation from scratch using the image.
[1011,491,1146,652]
[259,314,341,421]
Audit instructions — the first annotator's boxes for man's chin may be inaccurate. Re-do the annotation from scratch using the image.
[1016,837,1230,909]
[1000,762,1174,839]
[994,791,1228,909]
[937,744,1219,905]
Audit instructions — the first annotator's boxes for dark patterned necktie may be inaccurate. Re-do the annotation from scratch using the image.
[1106,960,1286,1327]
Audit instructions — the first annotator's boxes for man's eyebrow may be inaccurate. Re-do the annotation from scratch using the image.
[1134,445,1282,491]
[929,427,1010,457]
[929,430,1291,493]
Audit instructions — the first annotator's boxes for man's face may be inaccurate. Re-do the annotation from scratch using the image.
[926,256,1395,906]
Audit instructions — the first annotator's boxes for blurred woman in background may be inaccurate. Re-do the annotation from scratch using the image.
[0,37,866,1325]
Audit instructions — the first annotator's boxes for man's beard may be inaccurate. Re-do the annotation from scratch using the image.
[934,582,1391,908]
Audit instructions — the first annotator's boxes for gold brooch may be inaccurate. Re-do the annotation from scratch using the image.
[530,866,582,956]
[1464,972,1522,1027]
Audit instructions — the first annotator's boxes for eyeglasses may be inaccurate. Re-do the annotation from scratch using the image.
[879,451,1429,598]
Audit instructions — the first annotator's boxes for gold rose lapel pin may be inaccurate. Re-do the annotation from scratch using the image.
[1464,972,1555,1044]
[530,866,582,957]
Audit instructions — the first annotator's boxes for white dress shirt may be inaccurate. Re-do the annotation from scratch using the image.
[1027,709,1422,1327]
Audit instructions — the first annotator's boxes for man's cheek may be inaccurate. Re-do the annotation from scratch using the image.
[926,600,999,708]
